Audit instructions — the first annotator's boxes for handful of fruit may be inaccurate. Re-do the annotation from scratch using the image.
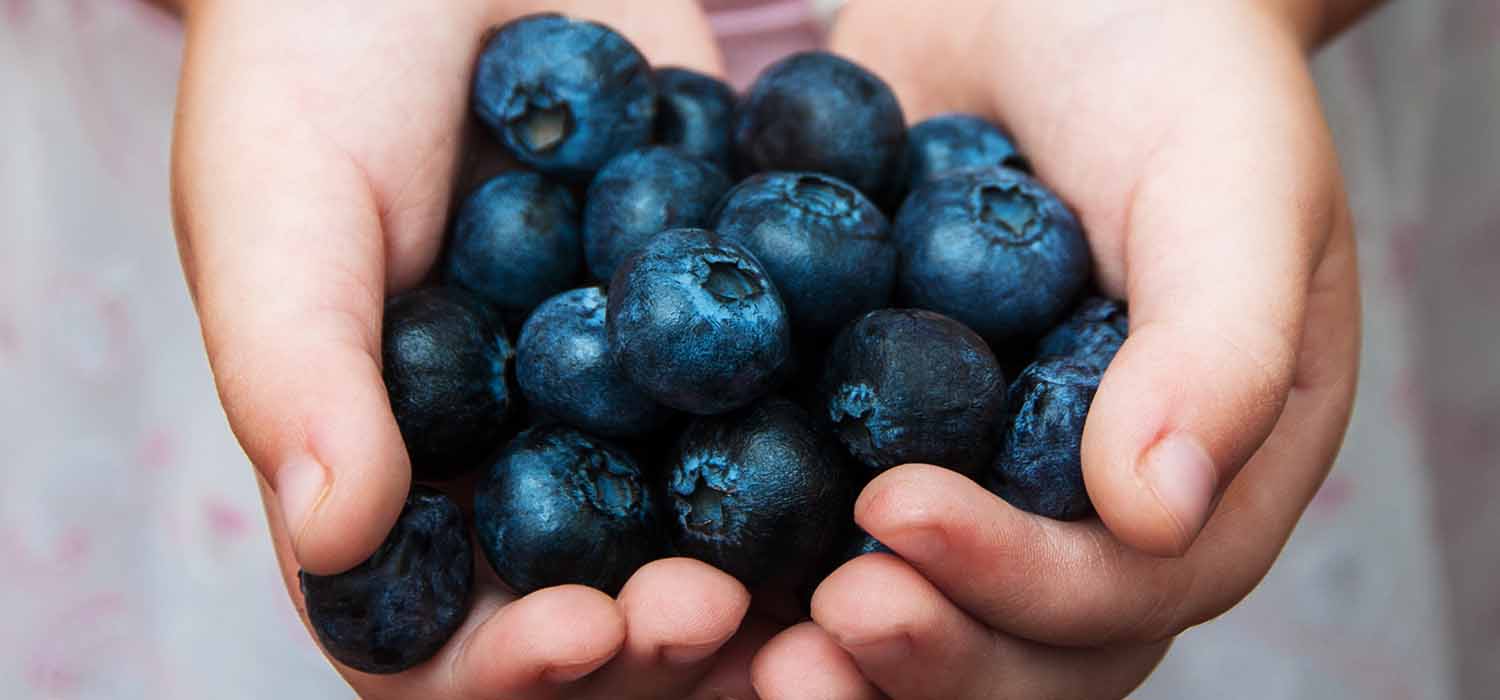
[299,13,1127,674]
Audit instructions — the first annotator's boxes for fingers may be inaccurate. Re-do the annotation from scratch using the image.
[583,558,750,698]
[689,616,785,700]
[857,289,1358,650]
[752,623,885,700]
[810,555,1168,699]
[447,586,627,698]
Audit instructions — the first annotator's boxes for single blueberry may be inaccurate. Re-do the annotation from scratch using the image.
[444,171,582,316]
[904,113,1028,190]
[472,14,655,180]
[654,67,737,169]
[583,147,732,281]
[1035,296,1129,372]
[666,397,853,585]
[606,228,790,415]
[299,486,472,674]
[383,288,514,480]
[733,51,906,199]
[820,309,1006,477]
[987,359,1101,521]
[515,286,672,437]
[474,425,661,595]
[714,172,896,337]
[895,167,1091,346]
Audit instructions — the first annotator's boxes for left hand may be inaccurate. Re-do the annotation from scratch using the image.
[751,1,1363,697]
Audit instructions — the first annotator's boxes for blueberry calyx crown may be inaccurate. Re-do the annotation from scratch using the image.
[505,88,573,154]
[698,255,764,302]
[671,453,742,538]
[976,183,1046,245]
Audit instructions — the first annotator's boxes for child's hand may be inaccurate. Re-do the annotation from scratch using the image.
[171,2,765,697]
[751,1,1365,697]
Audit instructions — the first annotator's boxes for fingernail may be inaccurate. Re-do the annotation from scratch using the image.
[884,526,946,561]
[841,633,911,663]
[275,457,328,549]
[1139,433,1218,549]
[543,660,601,684]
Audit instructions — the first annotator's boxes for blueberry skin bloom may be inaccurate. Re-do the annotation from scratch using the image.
[733,51,906,199]
[383,288,514,480]
[667,397,853,585]
[714,172,896,337]
[583,147,732,281]
[654,67,737,169]
[607,228,791,415]
[474,425,661,595]
[895,167,1091,346]
[904,113,1028,189]
[472,14,655,180]
[516,287,671,437]
[300,487,472,674]
[1035,296,1129,372]
[445,172,582,315]
[820,309,1006,477]
[987,359,1102,521]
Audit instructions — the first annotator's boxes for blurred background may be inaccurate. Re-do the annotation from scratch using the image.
[1,1,1495,698]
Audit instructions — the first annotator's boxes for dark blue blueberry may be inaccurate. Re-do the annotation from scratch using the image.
[444,171,581,316]
[606,228,790,415]
[904,113,1027,189]
[383,288,514,480]
[299,487,472,674]
[583,147,732,281]
[474,425,661,595]
[895,167,1091,346]
[987,359,1101,521]
[820,309,1006,477]
[714,173,896,336]
[839,529,892,561]
[472,14,655,180]
[733,51,906,199]
[515,287,672,437]
[1035,296,1128,372]
[666,397,853,585]
[654,68,737,169]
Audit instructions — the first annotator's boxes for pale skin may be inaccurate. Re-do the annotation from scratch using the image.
[166,0,1379,697]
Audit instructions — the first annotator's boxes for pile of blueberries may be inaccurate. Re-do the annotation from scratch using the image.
[299,13,1128,674]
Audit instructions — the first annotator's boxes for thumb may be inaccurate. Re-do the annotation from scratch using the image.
[172,50,415,578]
[1081,64,1338,557]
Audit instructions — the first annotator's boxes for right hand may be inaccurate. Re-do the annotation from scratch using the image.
[171,2,768,697]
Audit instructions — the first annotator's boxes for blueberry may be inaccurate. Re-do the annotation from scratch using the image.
[987,359,1101,521]
[383,288,514,480]
[714,173,896,337]
[904,113,1028,189]
[515,286,671,437]
[472,14,655,180]
[654,67,737,169]
[666,397,853,585]
[895,167,1091,346]
[820,309,1006,477]
[583,147,732,281]
[444,171,581,316]
[299,487,472,674]
[1035,296,1128,372]
[474,425,661,595]
[733,51,906,199]
[606,228,790,415]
